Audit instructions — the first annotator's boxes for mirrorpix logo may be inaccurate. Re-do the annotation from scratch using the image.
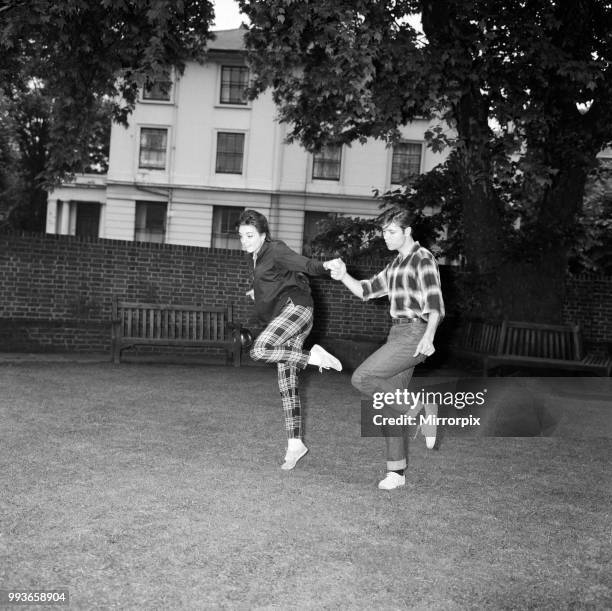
[361,387,488,437]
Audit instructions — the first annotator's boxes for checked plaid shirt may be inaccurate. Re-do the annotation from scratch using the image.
[360,242,445,321]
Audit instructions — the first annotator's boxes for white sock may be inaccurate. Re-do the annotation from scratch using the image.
[287,438,304,451]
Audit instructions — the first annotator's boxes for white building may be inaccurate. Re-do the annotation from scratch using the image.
[46,28,449,253]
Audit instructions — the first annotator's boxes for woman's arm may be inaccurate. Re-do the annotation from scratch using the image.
[273,241,327,275]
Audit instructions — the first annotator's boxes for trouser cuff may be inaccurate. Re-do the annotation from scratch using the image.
[387,459,407,471]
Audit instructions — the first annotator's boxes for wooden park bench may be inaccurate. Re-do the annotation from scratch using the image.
[452,318,611,376]
[484,320,612,377]
[111,298,242,366]
[452,318,504,364]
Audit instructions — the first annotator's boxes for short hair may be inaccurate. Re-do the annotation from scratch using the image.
[236,209,271,240]
[379,208,415,231]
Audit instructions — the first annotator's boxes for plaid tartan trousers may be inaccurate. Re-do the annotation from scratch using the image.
[249,299,313,439]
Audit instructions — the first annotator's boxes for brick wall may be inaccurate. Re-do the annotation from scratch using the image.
[0,232,610,355]
[564,273,612,353]
[0,233,394,353]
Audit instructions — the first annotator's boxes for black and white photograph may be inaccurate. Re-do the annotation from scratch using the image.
[1,0,610,608]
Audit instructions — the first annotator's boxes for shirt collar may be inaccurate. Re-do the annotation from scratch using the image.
[251,239,270,263]
[395,241,420,263]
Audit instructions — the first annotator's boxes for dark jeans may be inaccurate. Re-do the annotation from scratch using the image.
[352,320,431,470]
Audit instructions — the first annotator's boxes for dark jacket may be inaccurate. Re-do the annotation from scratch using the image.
[248,239,327,324]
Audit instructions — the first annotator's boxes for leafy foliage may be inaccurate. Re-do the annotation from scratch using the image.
[0,86,46,231]
[0,100,24,227]
[0,1,214,230]
[239,0,427,150]
[0,83,113,230]
[240,0,612,318]
[569,161,612,274]
[0,1,214,183]
[312,149,611,274]
[310,149,487,260]
[309,214,384,260]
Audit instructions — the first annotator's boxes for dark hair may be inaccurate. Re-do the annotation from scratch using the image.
[236,209,271,240]
[379,208,415,231]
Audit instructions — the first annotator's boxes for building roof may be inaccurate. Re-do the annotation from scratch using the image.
[208,27,246,52]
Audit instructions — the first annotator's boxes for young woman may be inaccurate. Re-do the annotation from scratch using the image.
[237,209,342,470]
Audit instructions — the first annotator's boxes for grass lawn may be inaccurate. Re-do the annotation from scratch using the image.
[1,362,611,610]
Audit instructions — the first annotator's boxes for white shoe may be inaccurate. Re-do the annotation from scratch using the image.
[281,445,308,470]
[377,472,406,490]
[309,344,342,372]
[422,404,438,449]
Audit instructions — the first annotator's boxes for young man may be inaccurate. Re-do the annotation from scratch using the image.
[329,209,444,490]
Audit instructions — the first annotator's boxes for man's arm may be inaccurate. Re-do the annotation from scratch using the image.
[325,259,364,298]
[414,256,444,357]
[414,311,440,357]
[340,273,365,299]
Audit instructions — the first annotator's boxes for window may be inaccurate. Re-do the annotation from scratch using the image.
[143,79,172,101]
[212,206,244,249]
[215,132,245,174]
[55,200,101,237]
[135,201,167,243]
[391,142,423,184]
[74,202,101,238]
[302,211,331,256]
[220,66,248,105]
[312,144,342,181]
[139,128,168,170]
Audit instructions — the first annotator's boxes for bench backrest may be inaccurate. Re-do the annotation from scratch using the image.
[112,299,234,341]
[496,320,582,360]
[459,319,504,354]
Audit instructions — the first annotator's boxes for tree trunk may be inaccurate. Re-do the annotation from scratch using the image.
[420,0,594,325]
[454,114,505,275]
[486,159,589,323]
[497,256,567,323]
[421,0,506,318]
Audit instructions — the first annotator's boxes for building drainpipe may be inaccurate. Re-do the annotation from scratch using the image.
[301,136,310,249]
[165,70,180,241]
[268,115,285,234]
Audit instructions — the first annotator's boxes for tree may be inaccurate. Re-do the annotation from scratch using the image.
[0,96,24,227]
[309,154,460,260]
[0,0,215,230]
[0,82,50,231]
[570,161,612,275]
[239,0,612,321]
[0,81,113,231]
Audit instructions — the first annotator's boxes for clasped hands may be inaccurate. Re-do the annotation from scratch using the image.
[323,258,347,281]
